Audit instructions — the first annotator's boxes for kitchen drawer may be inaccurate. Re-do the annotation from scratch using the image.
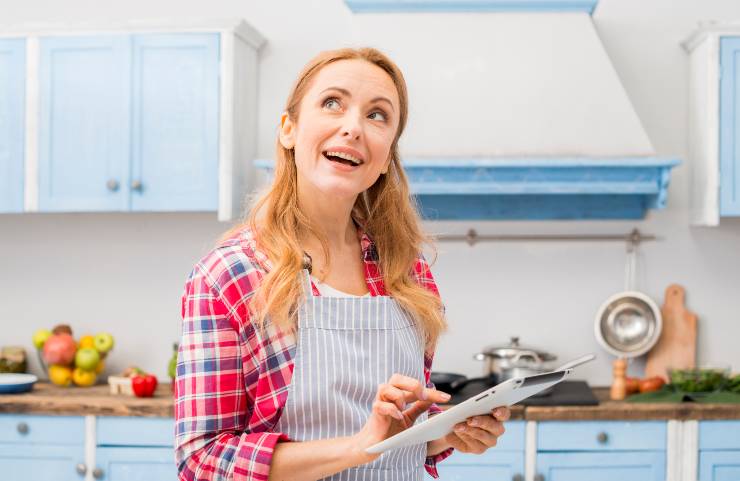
[699,421,740,450]
[538,421,666,451]
[0,414,85,445]
[97,416,173,447]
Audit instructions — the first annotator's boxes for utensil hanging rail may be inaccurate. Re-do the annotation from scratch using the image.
[436,228,656,250]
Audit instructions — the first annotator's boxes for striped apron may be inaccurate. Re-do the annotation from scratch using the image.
[274,269,428,481]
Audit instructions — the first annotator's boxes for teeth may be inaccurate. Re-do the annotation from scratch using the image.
[326,151,362,165]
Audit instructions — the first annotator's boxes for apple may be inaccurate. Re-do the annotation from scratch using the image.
[32,329,53,350]
[94,333,114,354]
[42,333,77,365]
[75,347,100,371]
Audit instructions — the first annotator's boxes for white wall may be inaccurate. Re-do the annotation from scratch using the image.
[1,0,739,386]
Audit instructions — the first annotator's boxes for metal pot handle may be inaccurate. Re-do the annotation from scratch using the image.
[473,352,487,361]
[512,350,543,364]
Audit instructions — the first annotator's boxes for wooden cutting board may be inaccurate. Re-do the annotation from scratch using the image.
[645,284,697,381]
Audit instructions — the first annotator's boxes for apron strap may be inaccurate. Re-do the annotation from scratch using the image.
[299,268,315,298]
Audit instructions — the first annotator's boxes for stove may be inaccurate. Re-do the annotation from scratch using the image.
[448,379,599,406]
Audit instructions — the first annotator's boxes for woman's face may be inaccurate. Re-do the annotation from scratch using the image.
[280,59,401,201]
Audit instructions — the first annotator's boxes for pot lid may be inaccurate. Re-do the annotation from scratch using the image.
[476,336,557,362]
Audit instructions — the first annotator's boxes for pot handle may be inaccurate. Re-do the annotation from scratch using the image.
[512,350,543,364]
[473,352,488,361]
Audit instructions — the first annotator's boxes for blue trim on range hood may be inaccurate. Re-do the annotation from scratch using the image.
[253,157,680,220]
[344,0,599,15]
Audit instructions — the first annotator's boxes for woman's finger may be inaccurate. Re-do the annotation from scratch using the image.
[459,425,499,447]
[387,373,450,404]
[372,399,404,420]
[453,428,489,453]
[492,407,511,422]
[377,384,415,410]
[467,416,506,437]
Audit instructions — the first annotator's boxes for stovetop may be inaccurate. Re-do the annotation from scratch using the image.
[448,380,599,406]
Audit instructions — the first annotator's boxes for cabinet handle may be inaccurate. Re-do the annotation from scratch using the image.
[534,474,545,481]
[92,467,104,479]
[76,463,87,476]
[597,431,609,444]
[16,422,29,435]
[131,180,143,192]
[106,179,119,192]
[512,474,524,481]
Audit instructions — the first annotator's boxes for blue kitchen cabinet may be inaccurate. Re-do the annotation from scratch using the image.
[436,420,526,480]
[0,414,86,481]
[0,38,26,213]
[38,35,132,212]
[95,447,175,481]
[720,37,740,217]
[536,421,667,481]
[129,33,219,212]
[38,32,219,213]
[699,420,740,481]
[95,416,176,481]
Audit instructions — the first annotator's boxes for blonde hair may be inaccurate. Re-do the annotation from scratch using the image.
[220,47,446,348]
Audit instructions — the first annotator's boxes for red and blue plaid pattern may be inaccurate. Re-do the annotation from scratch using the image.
[175,226,453,480]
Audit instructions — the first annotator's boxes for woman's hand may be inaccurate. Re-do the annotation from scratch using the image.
[350,373,452,465]
[434,407,510,454]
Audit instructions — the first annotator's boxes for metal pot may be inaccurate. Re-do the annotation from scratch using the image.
[473,336,557,382]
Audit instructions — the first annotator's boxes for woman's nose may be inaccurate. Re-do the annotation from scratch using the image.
[341,114,362,140]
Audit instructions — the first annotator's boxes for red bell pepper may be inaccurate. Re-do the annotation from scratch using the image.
[131,374,158,397]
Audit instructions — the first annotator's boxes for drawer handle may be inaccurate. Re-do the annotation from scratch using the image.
[131,179,143,192]
[512,474,524,481]
[92,467,104,479]
[106,179,120,192]
[76,463,87,476]
[16,422,29,435]
[597,431,609,444]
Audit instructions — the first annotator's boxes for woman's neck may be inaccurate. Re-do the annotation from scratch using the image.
[296,183,359,252]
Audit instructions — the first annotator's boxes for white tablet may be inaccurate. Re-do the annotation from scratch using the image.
[365,354,595,454]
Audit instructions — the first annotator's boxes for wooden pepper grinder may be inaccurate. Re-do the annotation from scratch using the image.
[610,358,627,400]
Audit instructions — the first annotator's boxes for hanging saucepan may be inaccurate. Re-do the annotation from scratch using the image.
[473,336,557,382]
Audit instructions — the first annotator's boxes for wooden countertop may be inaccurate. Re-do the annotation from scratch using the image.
[1,383,739,420]
[0,382,173,417]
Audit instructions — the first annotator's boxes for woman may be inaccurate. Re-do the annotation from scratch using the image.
[175,47,510,481]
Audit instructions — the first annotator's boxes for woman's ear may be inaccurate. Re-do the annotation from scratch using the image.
[279,112,296,150]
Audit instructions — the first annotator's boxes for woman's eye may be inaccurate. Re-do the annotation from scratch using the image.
[369,110,387,122]
[323,97,341,110]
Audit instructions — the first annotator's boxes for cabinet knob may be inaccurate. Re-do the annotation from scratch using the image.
[106,179,119,192]
[75,463,87,476]
[534,474,545,481]
[131,180,143,192]
[16,422,29,435]
[512,474,524,481]
[597,431,609,444]
[92,467,104,479]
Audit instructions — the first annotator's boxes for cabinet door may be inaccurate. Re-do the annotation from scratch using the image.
[720,37,740,216]
[0,444,86,481]
[537,451,666,481]
[130,33,219,211]
[700,451,740,481]
[38,35,131,211]
[0,38,25,213]
[436,450,525,481]
[95,447,176,481]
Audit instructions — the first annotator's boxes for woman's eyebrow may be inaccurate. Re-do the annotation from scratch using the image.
[319,86,395,112]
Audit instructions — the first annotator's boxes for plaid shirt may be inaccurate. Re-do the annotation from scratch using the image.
[175,225,454,481]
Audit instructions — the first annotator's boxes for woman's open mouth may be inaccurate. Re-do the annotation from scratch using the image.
[322,150,364,168]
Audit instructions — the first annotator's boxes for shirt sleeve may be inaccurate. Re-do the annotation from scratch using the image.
[175,264,288,481]
[413,253,455,478]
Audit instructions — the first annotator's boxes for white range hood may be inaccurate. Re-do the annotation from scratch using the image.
[257,1,680,220]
